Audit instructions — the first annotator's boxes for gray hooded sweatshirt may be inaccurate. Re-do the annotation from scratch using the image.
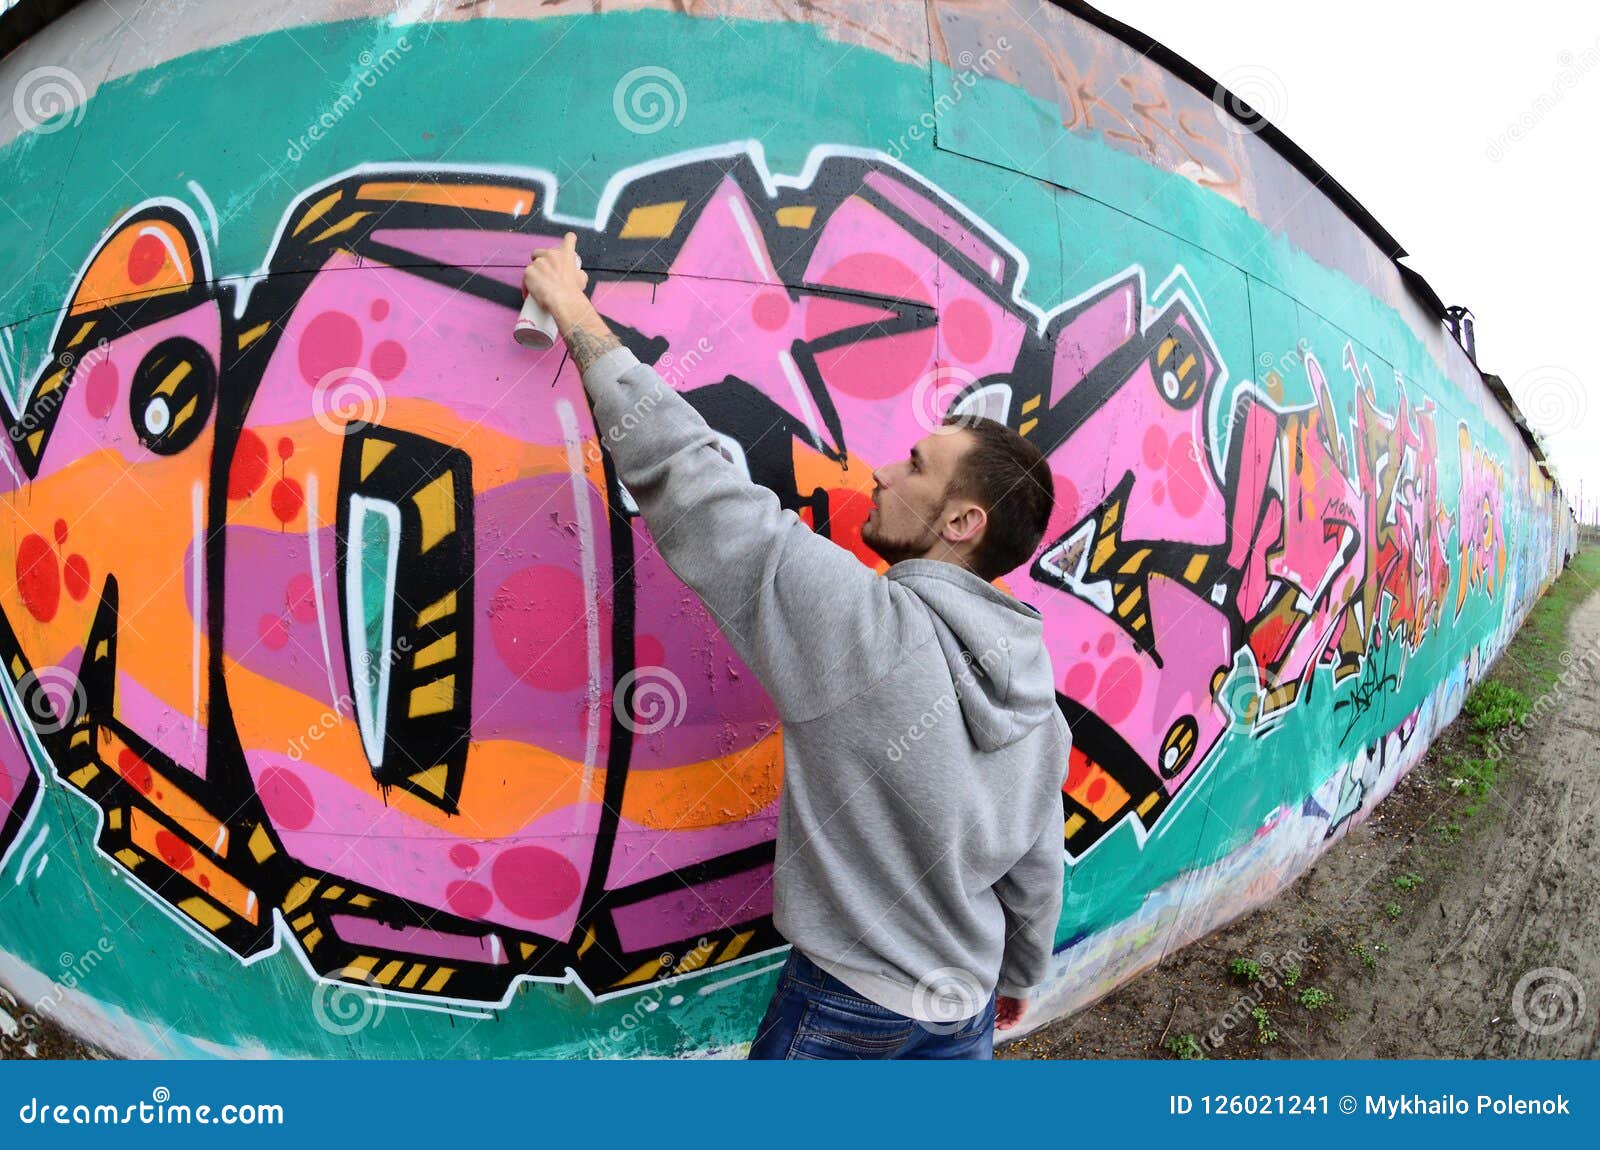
[580,345,1070,1022]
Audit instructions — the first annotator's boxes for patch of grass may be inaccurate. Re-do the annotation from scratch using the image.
[1393,873,1424,893]
[1463,680,1531,735]
[1227,957,1261,982]
[1252,1006,1278,1044]
[1491,548,1600,698]
[1347,939,1379,969]
[1433,821,1463,844]
[1165,1032,1206,1060]
[1384,902,1403,920]
[1298,987,1333,1010]
[1283,963,1301,988]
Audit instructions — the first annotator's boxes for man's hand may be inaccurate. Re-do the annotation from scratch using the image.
[522,231,620,372]
[522,231,591,332]
[996,994,1028,1031]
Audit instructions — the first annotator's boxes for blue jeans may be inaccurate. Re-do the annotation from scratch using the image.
[747,948,996,1060]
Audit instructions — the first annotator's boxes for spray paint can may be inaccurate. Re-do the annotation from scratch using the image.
[515,252,581,350]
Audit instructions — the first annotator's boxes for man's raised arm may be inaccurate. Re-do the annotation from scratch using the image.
[522,233,901,725]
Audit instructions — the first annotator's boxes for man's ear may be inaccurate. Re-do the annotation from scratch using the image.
[942,502,987,546]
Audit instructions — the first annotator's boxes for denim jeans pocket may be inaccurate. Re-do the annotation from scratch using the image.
[790,994,917,1058]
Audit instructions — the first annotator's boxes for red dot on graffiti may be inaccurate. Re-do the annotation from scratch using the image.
[1142,425,1168,469]
[199,874,212,890]
[1096,632,1115,658]
[271,478,305,524]
[1079,641,1090,654]
[449,843,480,870]
[63,554,91,602]
[127,233,167,286]
[636,633,666,670]
[258,614,289,651]
[154,829,195,872]
[259,766,316,831]
[1063,661,1096,700]
[943,298,993,364]
[52,519,68,545]
[1168,434,1205,518]
[16,534,60,623]
[1096,656,1143,725]
[751,291,790,331]
[370,299,390,322]
[286,572,318,624]
[118,748,153,795]
[229,430,270,500]
[490,565,610,691]
[446,880,493,920]
[277,436,294,461]
[492,845,582,920]
[84,358,120,420]
[1085,777,1107,805]
[371,339,407,382]
[298,311,364,387]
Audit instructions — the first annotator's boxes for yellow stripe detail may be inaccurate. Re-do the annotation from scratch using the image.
[417,591,456,628]
[413,472,455,553]
[620,201,686,239]
[775,205,816,228]
[178,897,230,931]
[413,633,456,670]
[408,675,455,718]
[237,322,272,349]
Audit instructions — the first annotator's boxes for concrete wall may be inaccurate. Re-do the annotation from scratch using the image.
[0,0,1577,1057]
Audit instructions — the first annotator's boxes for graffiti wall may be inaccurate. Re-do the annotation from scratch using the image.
[0,1,1576,1057]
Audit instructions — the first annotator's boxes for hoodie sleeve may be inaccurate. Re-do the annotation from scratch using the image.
[993,806,1066,998]
[993,715,1070,997]
[578,344,898,724]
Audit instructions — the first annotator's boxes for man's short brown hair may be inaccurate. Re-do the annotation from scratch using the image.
[938,412,1055,583]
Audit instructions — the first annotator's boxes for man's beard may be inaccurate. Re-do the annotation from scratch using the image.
[861,509,937,566]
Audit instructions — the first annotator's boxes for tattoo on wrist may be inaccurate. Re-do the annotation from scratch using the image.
[565,315,622,374]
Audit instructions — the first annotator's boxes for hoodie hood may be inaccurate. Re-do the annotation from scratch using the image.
[885,558,1060,751]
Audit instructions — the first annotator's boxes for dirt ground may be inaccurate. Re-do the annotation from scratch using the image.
[1004,549,1600,1060]
[5,555,1596,1061]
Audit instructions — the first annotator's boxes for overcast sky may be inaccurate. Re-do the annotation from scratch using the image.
[1094,0,1600,523]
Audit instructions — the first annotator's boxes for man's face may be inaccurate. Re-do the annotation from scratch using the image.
[862,428,979,566]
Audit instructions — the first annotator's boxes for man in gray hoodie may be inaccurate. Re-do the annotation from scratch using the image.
[524,233,1069,1060]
